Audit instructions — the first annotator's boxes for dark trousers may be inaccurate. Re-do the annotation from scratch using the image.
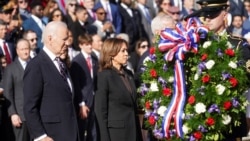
[12,121,30,141]
[0,96,14,141]
[78,106,97,141]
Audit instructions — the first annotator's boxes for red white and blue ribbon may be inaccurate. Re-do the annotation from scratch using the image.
[159,17,208,138]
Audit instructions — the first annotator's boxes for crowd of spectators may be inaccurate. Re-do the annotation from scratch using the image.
[0,0,250,141]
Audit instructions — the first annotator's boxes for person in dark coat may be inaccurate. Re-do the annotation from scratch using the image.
[95,38,143,141]
[23,21,79,141]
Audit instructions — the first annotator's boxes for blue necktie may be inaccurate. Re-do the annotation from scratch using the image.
[144,6,151,24]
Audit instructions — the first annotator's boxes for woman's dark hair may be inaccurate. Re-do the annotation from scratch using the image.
[48,8,65,22]
[99,38,128,71]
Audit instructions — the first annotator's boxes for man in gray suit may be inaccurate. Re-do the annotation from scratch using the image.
[3,39,31,141]
[136,0,154,45]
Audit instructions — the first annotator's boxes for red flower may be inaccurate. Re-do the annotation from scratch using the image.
[188,95,196,105]
[150,69,157,78]
[201,54,208,61]
[206,117,215,126]
[202,74,210,83]
[224,101,232,110]
[225,49,235,57]
[162,88,172,96]
[193,131,202,140]
[148,116,155,125]
[229,77,238,87]
[149,47,155,55]
[145,101,151,109]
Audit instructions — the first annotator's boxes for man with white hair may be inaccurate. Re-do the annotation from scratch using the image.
[23,21,79,141]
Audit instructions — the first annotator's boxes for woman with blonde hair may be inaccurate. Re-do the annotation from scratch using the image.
[95,38,142,141]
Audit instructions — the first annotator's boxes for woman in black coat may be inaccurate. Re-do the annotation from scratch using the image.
[95,38,142,141]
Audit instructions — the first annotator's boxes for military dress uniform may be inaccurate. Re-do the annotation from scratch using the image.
[186,0,250,140]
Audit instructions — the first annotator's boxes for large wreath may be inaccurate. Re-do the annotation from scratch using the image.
[139,18,248,141]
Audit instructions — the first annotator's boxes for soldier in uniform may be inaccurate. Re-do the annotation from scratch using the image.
[186,0,250,141]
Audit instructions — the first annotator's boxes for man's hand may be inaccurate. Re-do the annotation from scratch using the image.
[103,22,113,32]
[40,136,54,141]
[79,105,89,119]
[0,88,4,95]
[11,114,22,127]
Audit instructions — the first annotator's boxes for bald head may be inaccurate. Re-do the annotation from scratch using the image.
[42,21,68,43]
[42,21,69,56]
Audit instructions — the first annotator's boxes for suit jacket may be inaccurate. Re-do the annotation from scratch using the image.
[87,11,96,24]
[3,58,25,120]
[23,50,79,141]
[136,5,154,45]
[95,68,142,141]
[70,53,98,108]
[229,0,248,18]
[95,2,122,34]
[145,0,157,18]
[118,4,146,52]
[22,17,44,50]
[0,42,16,61]
[69,21,97,50]
[65,14,77,29]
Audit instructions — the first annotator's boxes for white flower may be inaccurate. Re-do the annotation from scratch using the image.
[227,41,233,48]
[215,84,226,95]
[195,103,206,114]
[194,73,199,80]
[222,115,231,125]
[182,113,185,119]
[203,41,212,48]
[150,81,159,92]
[205,60,215,70]
[157,106,167,117]
[228,61,237,69]
[182,124,190,134]
[168,76,174,83]
[143,56,151,66]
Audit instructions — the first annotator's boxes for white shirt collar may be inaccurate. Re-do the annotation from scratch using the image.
[31,15,42,23]
[95,20,103,26]
[81,50,91,59]
[78,20,85,26]
[137,3,145,9]
[0,39,5,43]
[43,46,57,61]
[18,57,29,69]
[92,49,100,59]
[120,3,129,9]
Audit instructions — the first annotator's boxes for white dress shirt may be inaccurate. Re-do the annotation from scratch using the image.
[18,57,28,69]
[0,39,12,59]
[43,47,73,91]
[31,15,45,31]
[121,3,133,17]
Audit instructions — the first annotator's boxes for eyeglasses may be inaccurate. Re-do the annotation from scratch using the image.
[171,12,180,15]
[29,38,38,42]
[18,0,27,4]
[97,12,106,15]
[245,4,250,8]
[139,45,148,49]
[69,3,77,7]
[53,14,62,18]
[162,3,170,6]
